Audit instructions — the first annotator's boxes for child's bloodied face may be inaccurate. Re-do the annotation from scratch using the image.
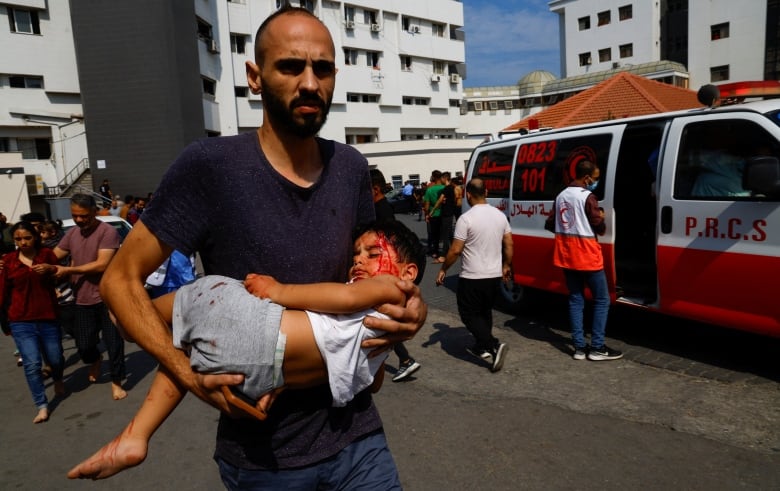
[349,231,401,282]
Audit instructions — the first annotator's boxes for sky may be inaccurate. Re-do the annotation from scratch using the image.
[462,0,561,88]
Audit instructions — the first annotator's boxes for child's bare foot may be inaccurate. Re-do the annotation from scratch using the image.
[67,426,148,480]
[33,408,49,424]
[54,380,66,397]
[111,382,127,400]
[88,357,102,383]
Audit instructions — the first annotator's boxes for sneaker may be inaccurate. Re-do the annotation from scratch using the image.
[588,345,623,361]
[466,346,492,362]
[491,343,508,372]
[16,356,23,367]
[572,347,587,360]
[392,359,421,382]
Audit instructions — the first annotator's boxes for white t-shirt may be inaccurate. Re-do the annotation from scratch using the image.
[453,203,511,279]
[305,310,390,407]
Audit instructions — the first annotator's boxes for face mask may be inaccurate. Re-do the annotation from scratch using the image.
[586,179,599,192]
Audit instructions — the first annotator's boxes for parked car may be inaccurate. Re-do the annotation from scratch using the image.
[61,215,133,243]
[386,188,415,214]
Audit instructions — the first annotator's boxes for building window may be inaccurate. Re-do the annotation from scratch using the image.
[504,100,514,110]
[402,16,410,31]
[402,97,429,106]
[432,23,445,37]
[344,6,355,22]
[8,8,41,34]
[9,75,44,88]
[344,49,358,65]
[401,56,412,71]
[618,5,633,21]
[449,99,461,107]
[230,34,247,54]
[366,51,379,68]
[599,48,612,62]
[235,86,248,97]
[17,138,51,160]
[578,16,590,31]
[283,0,313,12]
[202,77,216,96]
[489,101,498,110]
[196,18,213,41]
[619,43,633,58]
[711,22,729,40]
[473,101,483,112]
[433,60,445,74]
[579,52,592,66]
[347,93,378,103]
[710,65,729,82]
[363,9,377,25]
[597,10,611,26]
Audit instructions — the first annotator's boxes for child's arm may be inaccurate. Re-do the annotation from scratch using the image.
[245,273,405,313]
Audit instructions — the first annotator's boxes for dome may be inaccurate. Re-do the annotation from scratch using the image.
[517,70,557,96]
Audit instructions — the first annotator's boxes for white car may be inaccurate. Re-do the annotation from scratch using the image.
[61,215,133,243]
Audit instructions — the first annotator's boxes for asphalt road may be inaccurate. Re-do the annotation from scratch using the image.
[1,213,778,490]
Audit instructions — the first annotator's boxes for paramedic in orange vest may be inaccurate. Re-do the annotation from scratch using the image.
[545,160,623,362]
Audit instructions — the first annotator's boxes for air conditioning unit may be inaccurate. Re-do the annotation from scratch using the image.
[207,39,219,53]
[370,23,381,32]
[449,73,460,84]
[345,20,355,29]
[409,25,420,34]
[431,74,441,82]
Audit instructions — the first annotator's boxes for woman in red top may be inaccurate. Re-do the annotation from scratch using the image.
[0,221,65,423]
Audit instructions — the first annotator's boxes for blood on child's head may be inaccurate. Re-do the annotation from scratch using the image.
[350,220,425,284]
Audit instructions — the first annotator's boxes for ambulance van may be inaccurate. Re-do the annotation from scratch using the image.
[464,96,780,337]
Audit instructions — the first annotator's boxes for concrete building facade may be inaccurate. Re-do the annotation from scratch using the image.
[0,0,466,218]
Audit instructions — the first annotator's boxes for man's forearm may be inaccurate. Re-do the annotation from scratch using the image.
[102,272,195,385]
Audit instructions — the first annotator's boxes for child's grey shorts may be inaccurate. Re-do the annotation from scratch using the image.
[172,275,286,400]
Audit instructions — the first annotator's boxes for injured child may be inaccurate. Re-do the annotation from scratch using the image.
[68,219,425,480]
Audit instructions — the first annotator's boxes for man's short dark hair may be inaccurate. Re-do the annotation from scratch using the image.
[370,168,387,189]
[574,160,598,179]
[353,220,426,285]
[466,178,486,198]
[71,193,97,209]
[430,170,442,181]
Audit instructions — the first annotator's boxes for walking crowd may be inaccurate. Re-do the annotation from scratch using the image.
[0,5,622,489]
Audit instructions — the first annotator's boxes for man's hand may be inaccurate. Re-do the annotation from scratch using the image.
[189,372,269,419]
[54,264,70,280]
[361,279,427,357]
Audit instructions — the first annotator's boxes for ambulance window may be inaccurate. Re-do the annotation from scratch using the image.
[512,134,612,200]
[675,119,779,201]
[470,146,514,199]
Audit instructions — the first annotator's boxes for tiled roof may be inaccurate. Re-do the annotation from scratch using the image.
[503,72,703,132]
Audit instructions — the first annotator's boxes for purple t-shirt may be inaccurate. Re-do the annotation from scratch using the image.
[57,220,120,306]
[142,132,379,470]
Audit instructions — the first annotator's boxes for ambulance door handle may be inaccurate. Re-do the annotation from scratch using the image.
[661,206,672,234]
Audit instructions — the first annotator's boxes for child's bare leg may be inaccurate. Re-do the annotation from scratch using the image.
[68,293,183,480]
[68,365,186,480]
